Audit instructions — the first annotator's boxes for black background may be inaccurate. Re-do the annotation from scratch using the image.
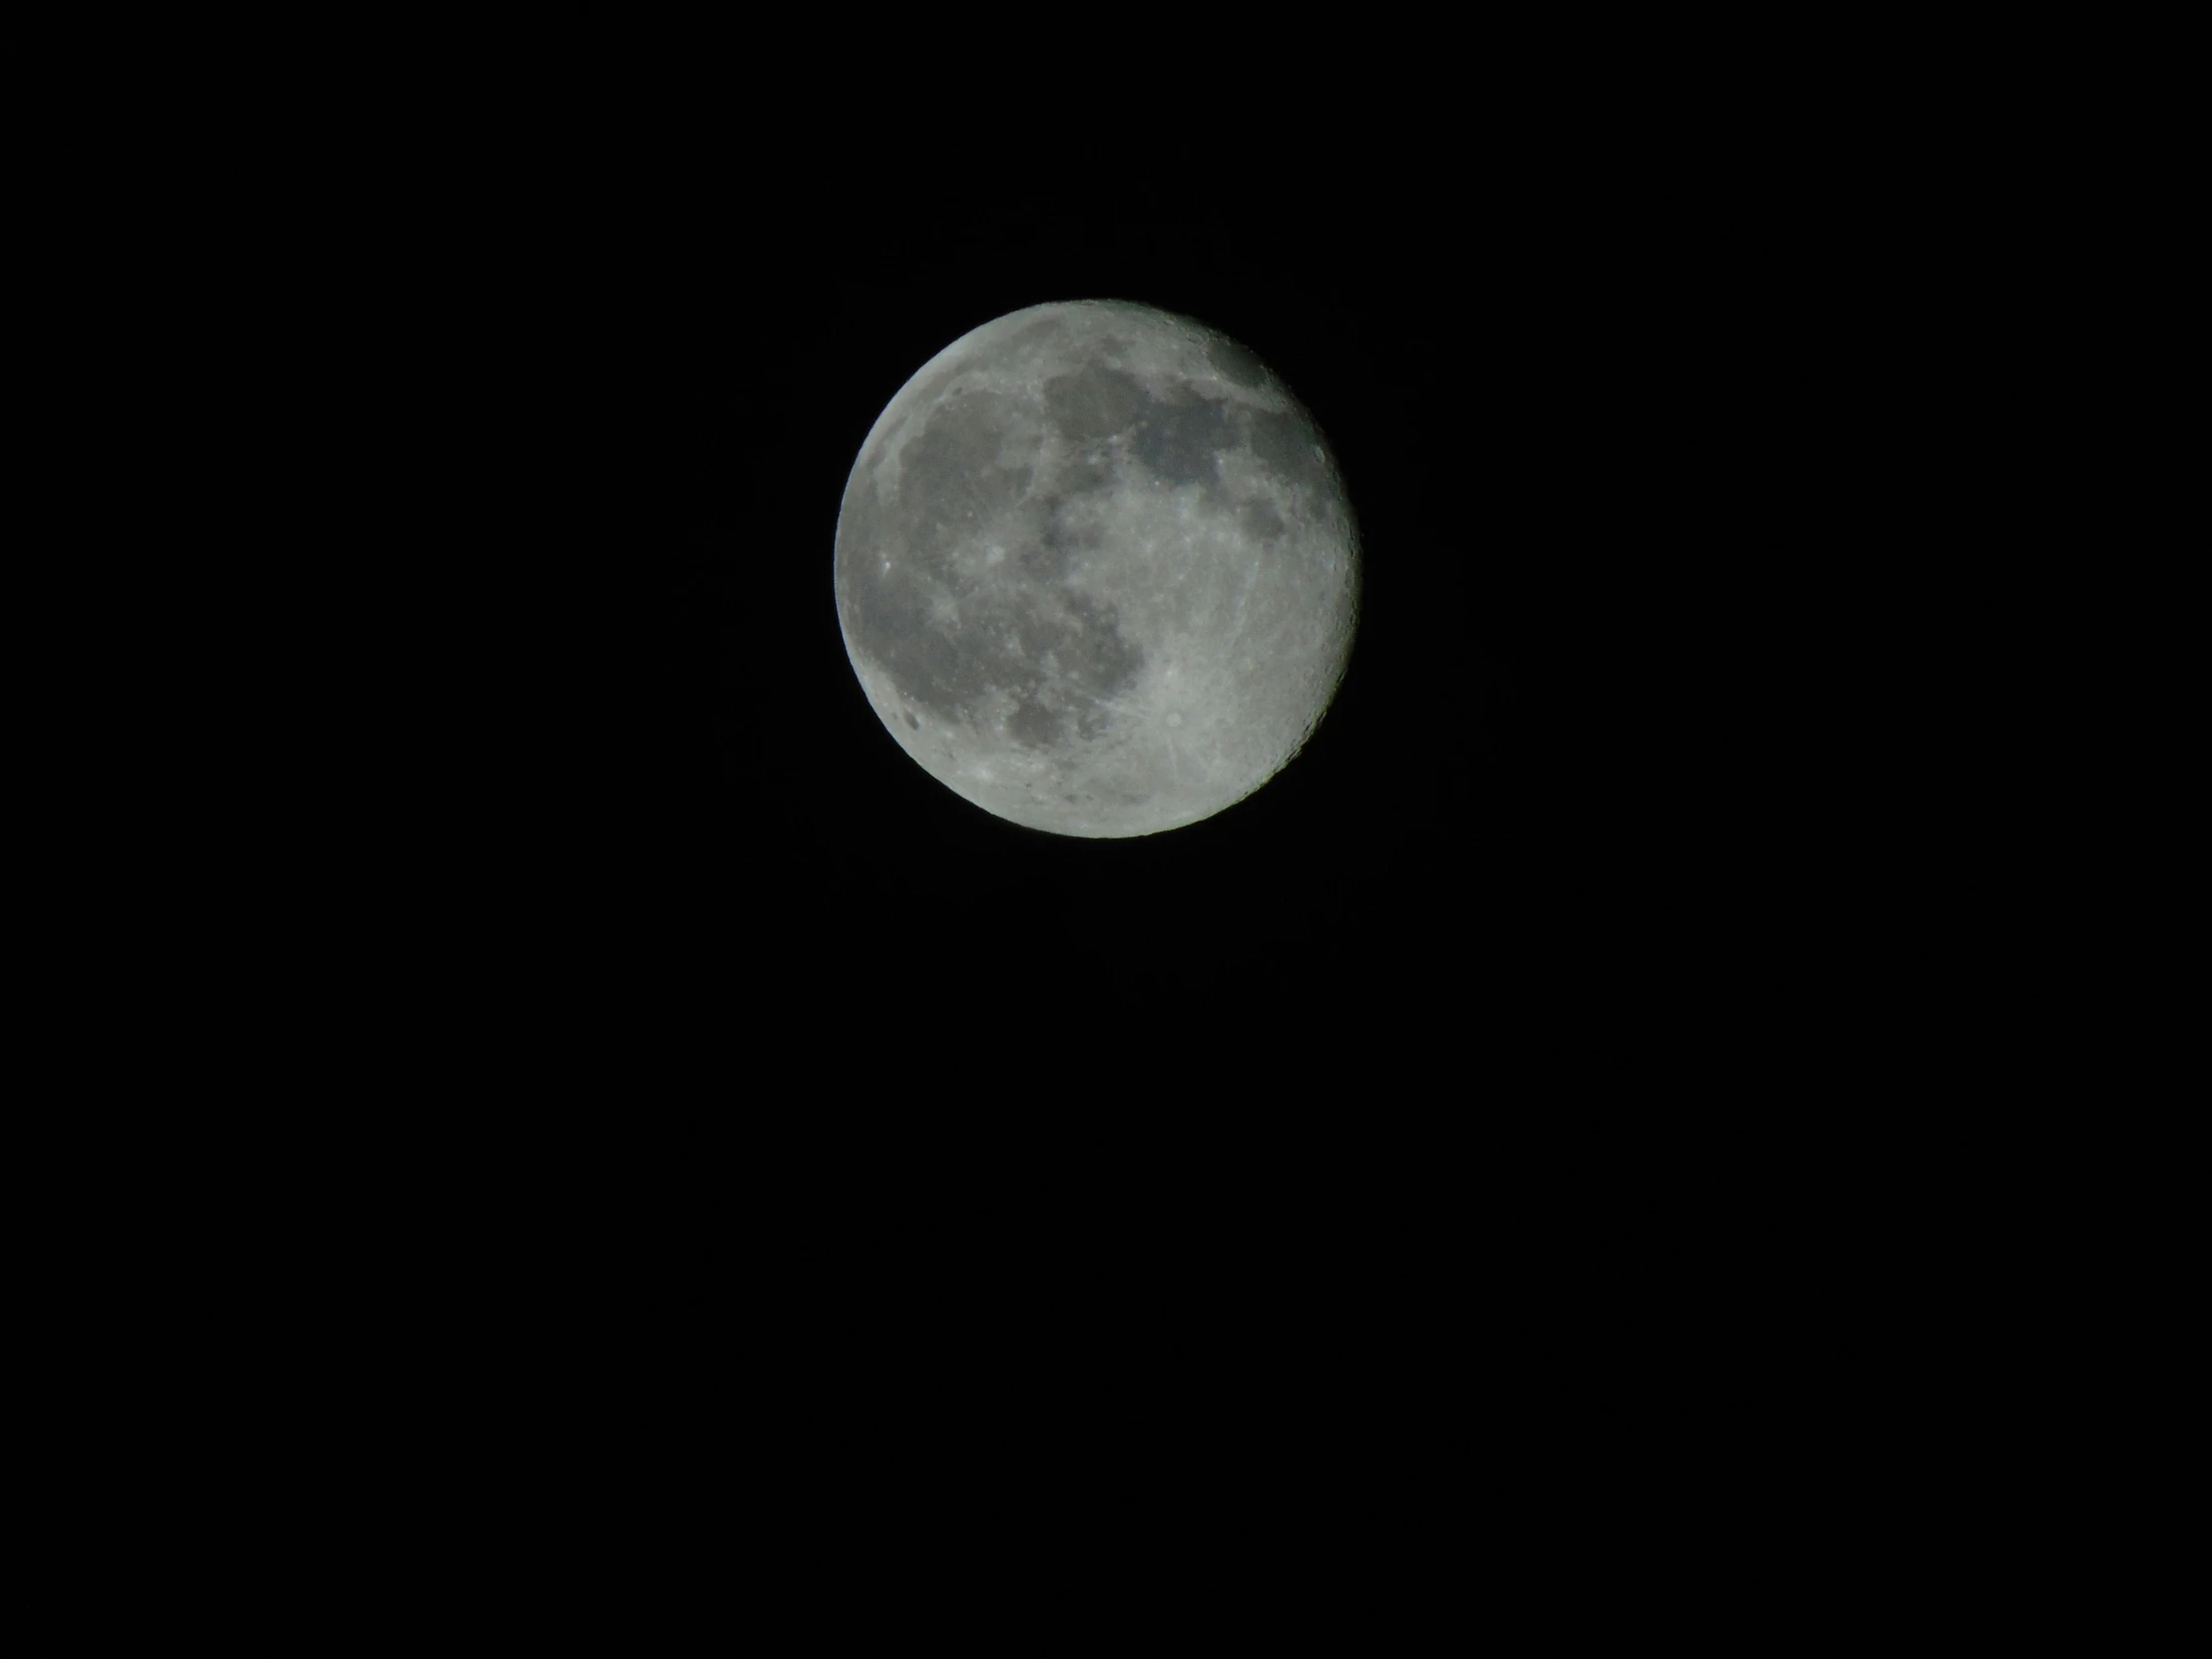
[171,57,1972,1549]
[171,76,1979,1557]
[452,181,1866,1445]
[618,200,1785,1102]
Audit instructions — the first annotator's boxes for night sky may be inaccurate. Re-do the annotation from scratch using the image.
[545,163,1850,1129]
[648,212,1731,1064]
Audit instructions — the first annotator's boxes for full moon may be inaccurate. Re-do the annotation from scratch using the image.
[833,299,1360,837]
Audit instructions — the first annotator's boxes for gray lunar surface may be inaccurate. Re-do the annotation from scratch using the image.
[833,299,1360,837]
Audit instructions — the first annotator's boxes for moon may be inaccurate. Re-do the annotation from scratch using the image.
[833,299,1360,837]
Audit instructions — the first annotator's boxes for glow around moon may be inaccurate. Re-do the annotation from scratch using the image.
[833,299,1360,837]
